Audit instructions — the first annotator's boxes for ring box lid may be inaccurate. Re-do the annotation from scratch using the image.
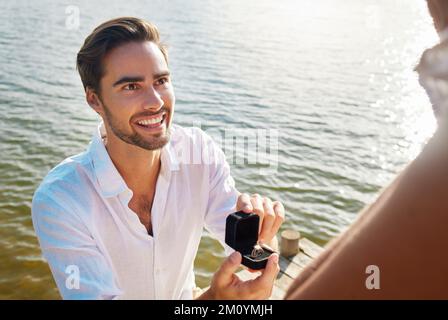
[225,211,259,255]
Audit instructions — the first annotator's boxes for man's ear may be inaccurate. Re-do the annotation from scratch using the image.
[86,87,104,116]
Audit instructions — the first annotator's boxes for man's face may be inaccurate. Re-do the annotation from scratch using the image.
[96,41,174,150]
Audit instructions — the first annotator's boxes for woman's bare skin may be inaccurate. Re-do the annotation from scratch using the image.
[286,123,448,299]
[285,1,448,299]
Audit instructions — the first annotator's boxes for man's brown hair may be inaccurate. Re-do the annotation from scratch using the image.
[76,17,168,95]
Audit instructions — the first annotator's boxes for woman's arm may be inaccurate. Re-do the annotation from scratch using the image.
[284,168,406,298]
[286,124,448,299]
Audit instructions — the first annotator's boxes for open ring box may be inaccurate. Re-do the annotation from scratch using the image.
[225,211,275,270]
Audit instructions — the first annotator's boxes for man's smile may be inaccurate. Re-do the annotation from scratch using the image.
[133,112,167,131]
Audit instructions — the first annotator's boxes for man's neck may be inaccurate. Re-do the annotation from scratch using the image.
[104,131,162,195]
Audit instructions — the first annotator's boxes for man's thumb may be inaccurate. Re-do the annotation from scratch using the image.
[217,251,242,280]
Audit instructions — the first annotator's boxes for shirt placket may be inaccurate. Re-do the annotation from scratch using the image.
[151,160,172,299]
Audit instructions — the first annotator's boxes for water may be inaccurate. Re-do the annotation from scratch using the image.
[0,0,438,299]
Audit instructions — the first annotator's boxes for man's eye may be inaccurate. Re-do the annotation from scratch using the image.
[156,77,169,85]
[123,83,139,91]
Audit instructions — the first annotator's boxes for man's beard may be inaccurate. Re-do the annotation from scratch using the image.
[102,104,171,151]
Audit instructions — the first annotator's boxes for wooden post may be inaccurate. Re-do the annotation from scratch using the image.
[280,229,300,258]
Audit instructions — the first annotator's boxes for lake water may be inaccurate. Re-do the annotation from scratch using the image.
[0,0,438,298]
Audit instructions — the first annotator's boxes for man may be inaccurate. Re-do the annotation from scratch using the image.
[31,17,284,299]
[285,0,448,299]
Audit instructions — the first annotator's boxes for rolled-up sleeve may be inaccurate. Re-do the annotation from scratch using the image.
[31,188,122,300]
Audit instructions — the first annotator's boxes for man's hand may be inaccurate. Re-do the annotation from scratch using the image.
[198,251,280,300]
[236,193,285,246]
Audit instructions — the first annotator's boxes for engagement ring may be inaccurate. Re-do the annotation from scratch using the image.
[250,244,264,258]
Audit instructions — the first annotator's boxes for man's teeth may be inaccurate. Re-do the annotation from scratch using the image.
[137,115,163,126]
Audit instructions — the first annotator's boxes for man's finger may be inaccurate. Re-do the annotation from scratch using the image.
[271,201,285,235]
[236,193,253,213]
[247,253,280,294]
[250,194,264,234]
[258,253,280,285]
[260,197,275,243]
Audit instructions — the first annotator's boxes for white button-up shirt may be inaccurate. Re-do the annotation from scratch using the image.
[32,122,239,299]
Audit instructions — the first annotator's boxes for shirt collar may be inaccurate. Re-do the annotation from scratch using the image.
[88,121,179,198]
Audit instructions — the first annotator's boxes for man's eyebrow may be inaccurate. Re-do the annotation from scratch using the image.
[154,71,171,79]
[112,76,145,87]
[112,71,171,87]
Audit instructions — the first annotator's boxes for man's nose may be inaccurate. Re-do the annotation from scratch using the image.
[143,87,163,111]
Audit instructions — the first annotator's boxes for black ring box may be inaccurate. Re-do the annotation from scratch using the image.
[225,211,274,270]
